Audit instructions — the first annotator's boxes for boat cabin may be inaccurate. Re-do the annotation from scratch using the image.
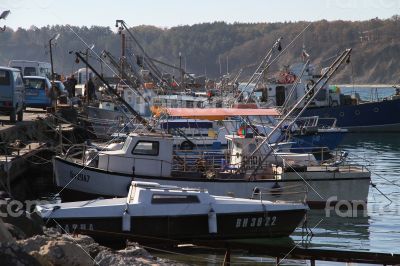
[153,94,209,108]
[127,181,212,206]
[97,133,174,177]
[226,134,317,170]
[258,63,341,108]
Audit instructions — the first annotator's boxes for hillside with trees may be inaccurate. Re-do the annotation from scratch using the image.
[1,16,400,84]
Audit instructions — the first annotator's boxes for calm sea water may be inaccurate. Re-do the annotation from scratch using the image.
[153,132,400,265]
[154,87,400,265]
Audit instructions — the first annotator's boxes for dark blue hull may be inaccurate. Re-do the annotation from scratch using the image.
[301,98,400,132]
[292,130,346,151]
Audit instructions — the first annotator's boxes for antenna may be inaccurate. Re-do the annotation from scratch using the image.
[226,55,229,75]
[219,56,221,76]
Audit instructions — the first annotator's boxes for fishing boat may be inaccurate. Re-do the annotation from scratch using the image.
[37,181,308,242]
[54,132,371,209]
[59,49,369,209]
[256,62,400,132]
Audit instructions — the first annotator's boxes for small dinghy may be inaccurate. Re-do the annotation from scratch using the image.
[37,181,308,242]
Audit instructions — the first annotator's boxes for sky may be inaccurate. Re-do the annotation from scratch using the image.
[0,0,398,30]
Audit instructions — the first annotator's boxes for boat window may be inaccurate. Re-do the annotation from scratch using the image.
[0,70,11,86]
[121,137,132,152]
[132,141,159,156]
[153,98,161,105]
[186,101,193,108]
[24,67,37,76]
[151,194,200,204]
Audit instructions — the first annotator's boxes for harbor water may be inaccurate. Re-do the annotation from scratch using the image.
[151,132,400,265]
[153,86,400,265]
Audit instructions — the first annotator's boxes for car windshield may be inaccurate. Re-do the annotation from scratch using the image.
[25,79,45,89]
[0,70,11,86]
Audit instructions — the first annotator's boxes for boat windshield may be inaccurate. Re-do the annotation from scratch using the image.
[122,136,132,152]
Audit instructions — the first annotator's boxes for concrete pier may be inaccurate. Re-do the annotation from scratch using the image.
[0,109,58,195]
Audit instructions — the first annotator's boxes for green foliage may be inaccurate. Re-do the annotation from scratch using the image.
[1,18,400,83]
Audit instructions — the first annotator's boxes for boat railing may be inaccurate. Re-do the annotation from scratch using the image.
[251,184,308,204]
[173,149,229,172]
[295,116,319,127]
[295,116,338,129]
[317,117,338,128]
[64,144,87,160]
[172,149,282,175]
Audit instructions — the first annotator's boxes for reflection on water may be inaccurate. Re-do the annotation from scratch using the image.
[289,133,400,254]
[339,133,400,254]
[154,133,400,264]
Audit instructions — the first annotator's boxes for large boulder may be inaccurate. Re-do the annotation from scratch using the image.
[0,242,40,266]
[31,240,95,266]
[0,199,43,238]
[95,243,185,266]
[4,222,26,240]
[0,218,14,243]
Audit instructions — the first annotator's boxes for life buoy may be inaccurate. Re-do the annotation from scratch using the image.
[237,126,246,136]
[285,74,296,83]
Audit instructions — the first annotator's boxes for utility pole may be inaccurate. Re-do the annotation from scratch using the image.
[48,33,60,110]
[179,52,183,89]
[121,33,126,75]
[85,49,88,83]
[49,33,60,83]
[226,55,229,75]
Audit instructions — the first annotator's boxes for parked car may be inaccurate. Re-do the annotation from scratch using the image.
[54,80,67,96]
[0,67,24,122]
[23,76,52,109]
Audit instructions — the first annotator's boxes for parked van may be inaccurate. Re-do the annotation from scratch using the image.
[75,67,94,84]
[0,67,25,122]
[8,60,51,78]
[23,76,52,109]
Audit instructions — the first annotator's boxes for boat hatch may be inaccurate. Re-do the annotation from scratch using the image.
[151,194,200,204]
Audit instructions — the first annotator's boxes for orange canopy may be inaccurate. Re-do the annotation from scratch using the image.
[157,107,280,120]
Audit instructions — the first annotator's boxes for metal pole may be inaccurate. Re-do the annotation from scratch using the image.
[85,48,90,104]
[85,48,89,84]
[74,52,154,132]
[179,52,183,88]
[223,247,231,266]
[49,39,55,82]
[121,33,126,75]
[238,49,352,175]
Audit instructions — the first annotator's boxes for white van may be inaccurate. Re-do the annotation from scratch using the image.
[75,67,94,84]
[8,60,51,78]
[73,68,95,96]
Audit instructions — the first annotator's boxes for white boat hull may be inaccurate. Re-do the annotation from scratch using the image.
[54,157,370,209]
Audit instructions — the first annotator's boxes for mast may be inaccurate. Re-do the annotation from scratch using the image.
[237,49,352,176]
[75,52,155,132]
